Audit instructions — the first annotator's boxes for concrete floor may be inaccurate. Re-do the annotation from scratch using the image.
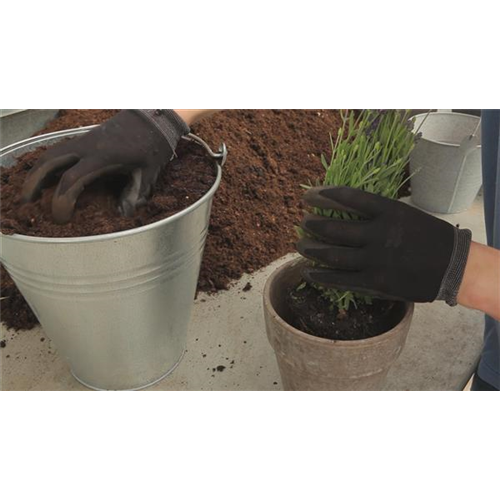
[0,194,488,391]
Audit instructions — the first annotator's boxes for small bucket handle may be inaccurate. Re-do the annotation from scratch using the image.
[182,133,228,167]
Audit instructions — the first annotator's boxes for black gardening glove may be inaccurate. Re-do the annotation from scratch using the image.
[297,186,472,305]
[21,109,190,224]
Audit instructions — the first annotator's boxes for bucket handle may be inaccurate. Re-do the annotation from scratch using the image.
[182,133,228,167]
[446,118,481,212]
[461,118,481,150]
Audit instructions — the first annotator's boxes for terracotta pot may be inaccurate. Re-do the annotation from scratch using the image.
[263,258,414,391]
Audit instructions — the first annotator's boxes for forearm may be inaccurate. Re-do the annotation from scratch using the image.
[457,241,500,320]
[174,109,221,126]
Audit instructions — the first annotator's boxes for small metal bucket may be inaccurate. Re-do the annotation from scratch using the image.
[0,127,226,390]
[410,112,482,214]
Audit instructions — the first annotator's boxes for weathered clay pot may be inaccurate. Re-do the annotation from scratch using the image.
[263,258,414,391]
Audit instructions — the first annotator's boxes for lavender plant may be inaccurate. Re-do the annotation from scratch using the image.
[301,109,420,311]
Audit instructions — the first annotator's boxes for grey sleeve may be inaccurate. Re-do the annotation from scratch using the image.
[137,110,190,151]
[436,227,473,306]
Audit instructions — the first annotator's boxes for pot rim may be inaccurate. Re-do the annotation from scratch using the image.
[412,111,482,149]
[0,126,223,244]
[263,257,414,348]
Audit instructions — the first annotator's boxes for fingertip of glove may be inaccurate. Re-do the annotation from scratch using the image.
[301,266,324,286]
[295,237,311,258]
[301,265,313,281]
[51,195,74,225]
[303,186,355,209]
[20,173,39,204]
[302,186,326,204]
[20,188,34,204]
[118,199,136,218]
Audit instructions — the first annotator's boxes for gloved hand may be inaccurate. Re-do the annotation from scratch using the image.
[21,109,190,224]
[297,186,472,305]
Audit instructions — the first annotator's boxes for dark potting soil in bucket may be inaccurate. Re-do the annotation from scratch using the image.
[0,140,217,238]
[286,283,406,341]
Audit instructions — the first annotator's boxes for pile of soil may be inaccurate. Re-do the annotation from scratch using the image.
[0,285,38,331]
[35,109,120,135]
[1,109,346,331]
[193,110,346,291]
[286,283,406,341]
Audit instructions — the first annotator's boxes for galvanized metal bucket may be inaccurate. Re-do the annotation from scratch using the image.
[0,127,226,390]
[410,112,482,214]
[0,109,59,148]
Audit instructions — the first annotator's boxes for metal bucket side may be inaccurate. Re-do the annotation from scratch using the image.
[0,109,60,148]
[410,112,482,214]
[0,129,223,390]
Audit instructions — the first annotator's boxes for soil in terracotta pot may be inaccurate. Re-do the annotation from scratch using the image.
[286,282,406,341]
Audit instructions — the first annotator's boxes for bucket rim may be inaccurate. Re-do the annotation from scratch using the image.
[0,126,223,244]
[412,111,482,149]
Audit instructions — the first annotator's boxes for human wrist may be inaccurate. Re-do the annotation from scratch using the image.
[174,109,220,126]
[457,241,500,320]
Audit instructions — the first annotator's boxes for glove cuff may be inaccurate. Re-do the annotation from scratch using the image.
[436,227,472,306]
[137,110,190,151]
